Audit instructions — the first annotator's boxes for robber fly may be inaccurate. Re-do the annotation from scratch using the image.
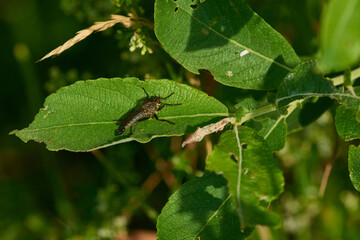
[115,87,182,136]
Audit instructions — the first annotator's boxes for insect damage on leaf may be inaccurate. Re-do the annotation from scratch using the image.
[115,87,182,136]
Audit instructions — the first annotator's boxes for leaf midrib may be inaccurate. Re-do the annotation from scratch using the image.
[17,113,229,132]
[276,92,360,105]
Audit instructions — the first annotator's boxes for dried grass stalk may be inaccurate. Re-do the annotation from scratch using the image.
[37,14,136,62]
[182,117,235,148]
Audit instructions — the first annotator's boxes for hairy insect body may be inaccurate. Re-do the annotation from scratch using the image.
[115,88,181,136]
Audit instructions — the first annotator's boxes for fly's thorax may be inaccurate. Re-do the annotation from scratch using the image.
[141,97,161,114]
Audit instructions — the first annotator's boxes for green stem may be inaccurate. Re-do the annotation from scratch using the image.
[331,66,360,86]
[239,104,277,124]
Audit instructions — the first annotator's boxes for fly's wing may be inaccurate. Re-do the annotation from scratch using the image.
[117,106,151,135]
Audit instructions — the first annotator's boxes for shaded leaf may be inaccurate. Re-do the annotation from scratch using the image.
[206,127,284,227]
[154,0,300,90]
[157,171,252,240]
[335,105,360,141]
[318,0,360,73]
[11,78,228,151]
[286,98,334,133]
[335,86,360,141]
[349,145,360,192]
[276,61,337,110]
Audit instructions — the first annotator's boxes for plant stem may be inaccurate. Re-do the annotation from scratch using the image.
[331,66,360,86]
[239,104,277,124]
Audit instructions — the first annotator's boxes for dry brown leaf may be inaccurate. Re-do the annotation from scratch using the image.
[182,117,235,148]
[37,14,140,62]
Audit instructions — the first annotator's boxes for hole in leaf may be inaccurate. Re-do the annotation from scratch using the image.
[174,7,179,12]
[230,153,238,163]
[190,4,198,9]
[241,143,248,149]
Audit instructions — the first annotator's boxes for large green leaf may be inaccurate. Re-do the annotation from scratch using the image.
[11,78,228,151]
[157,172,252,240]
[276,61,337,110]
[349,145,360,192]
[206,127,284,228]
[318,0,360,73]
[154,0,300,90]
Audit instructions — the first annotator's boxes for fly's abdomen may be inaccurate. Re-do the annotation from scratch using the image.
[116,108,150,135]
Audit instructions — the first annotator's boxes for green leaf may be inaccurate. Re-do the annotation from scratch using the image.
[154,0,300,90]
[11,78,228,151]
[334,86,360,141]
[206,127,284,227]
[349,145,360,192]
[276,61,337,110]
[335,105,360,141]
[157,171,252,240]
[318,0,360,73]
[246,117,287,151]
[235,97,259,121]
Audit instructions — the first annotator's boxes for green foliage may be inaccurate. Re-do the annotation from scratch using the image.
[246,117,287,151]
[234,98,259,122]
[318,0,360,73]
[334,87,360,141]
[154,0,300,90]
[5,0,360,239]
[11,78,228,151]
[276,61,337,110]
[157,172,252,240]
[335,105,360,141]
[349,145,360,191]
[206,127,283,228]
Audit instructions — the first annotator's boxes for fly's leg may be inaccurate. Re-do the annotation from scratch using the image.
[142,87,149,99]
[130,121,140,136]
[158,103,182,111]
[160,92,175,100]
[129,117,150,136]
[154,114,176,125]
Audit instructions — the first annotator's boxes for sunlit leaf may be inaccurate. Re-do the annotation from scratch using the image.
[154,0,300,90]
[157,171,252,240]
[318,0,360,73]
[206,127,284,227]
[11,78,228,151]
[246,117,287,151]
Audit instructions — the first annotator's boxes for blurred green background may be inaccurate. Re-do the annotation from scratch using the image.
[1,0,359,239]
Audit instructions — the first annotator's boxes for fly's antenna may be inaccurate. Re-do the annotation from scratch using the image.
[142,87,149,99]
